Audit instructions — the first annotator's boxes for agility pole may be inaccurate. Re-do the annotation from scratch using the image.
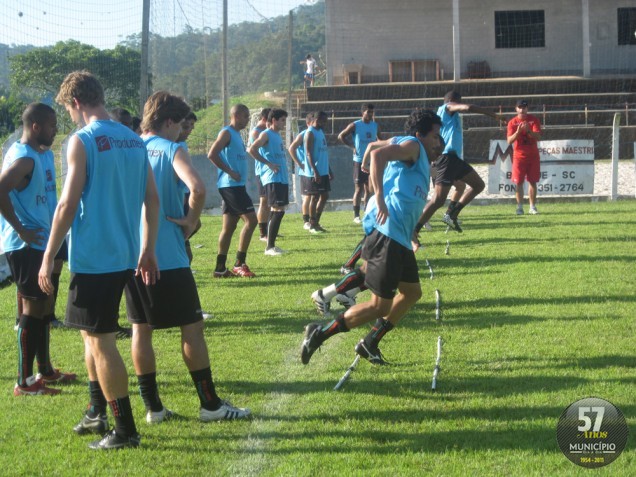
[445,240,450,255]
[334,355,361,391]
[435,289,441,321]
[426,259,434,280]
[431,336,442,391]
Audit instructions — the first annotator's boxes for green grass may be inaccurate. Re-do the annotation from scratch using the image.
[0,201,635,476]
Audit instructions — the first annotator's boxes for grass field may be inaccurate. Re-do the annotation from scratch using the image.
[0,201,634,476]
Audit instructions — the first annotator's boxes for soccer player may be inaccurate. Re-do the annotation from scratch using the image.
[0,103,76,396]
[125,91,250,425]
[338,103,380,223]
[301,109,443,365]
[39,71,160,450]
[300,54,318,88]
[415,90,504,233]
[507,99,542,215]
[247,109,288,256]
[304,111,331,233]
[251,108,271,241]
[208,104,258,278]
[288,113,314,230]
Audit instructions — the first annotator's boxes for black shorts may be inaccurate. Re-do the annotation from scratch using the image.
[125,268,203,330]
[265,182,289,207]
[54,239,68,261]
[353,162,369,185]
[301,175,331,195]
[432,152,475,186]
[361,229,419,299]
[219,186,255,216]
[6,247,48,300]
[257,177,266,198]
[65,270,133,333]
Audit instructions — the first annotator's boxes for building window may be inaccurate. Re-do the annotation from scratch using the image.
[495,10,545,48]
[618,8,636,45]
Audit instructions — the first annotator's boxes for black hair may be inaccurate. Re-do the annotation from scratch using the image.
[404,109,442,137]
[268,108,288,122]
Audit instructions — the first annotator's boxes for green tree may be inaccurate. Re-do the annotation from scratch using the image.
[0,87,26,141]
[9,40,141,113]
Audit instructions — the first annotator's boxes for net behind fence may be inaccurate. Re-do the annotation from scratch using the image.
[1,0,634,206]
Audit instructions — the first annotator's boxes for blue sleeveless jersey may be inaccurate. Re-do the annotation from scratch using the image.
[250,126,266,177]
[40,150,58,219]
[144,135,189,270]
[295,130,312,178]
[71,120,148,273]
[306,126,329,176]
[353,120,378,163]
[363,136,429,249]
[0,142,50,252]
[259,129,288,185]
[217,126,248,188]
[437,104,463,158]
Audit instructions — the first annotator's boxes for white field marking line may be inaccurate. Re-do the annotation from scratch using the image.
[229,334,341,475]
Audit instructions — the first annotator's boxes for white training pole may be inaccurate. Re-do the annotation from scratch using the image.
[431,336,442,391]
[435,289,441,321]
[334,355,360,391]
[445,240,450,255]
[426,259,434,280]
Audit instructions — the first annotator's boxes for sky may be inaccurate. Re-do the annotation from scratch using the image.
[0,0,315,49]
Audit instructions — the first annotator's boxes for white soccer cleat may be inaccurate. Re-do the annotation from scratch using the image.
[200,400,251,422]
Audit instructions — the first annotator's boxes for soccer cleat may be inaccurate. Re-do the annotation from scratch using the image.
[423,221,433,231]
[309,226,324,234]
[259,236,267,242]
[264,246,286,256]
[50,317,65,328]
[232,263,256,278]
[353,216,362,224]
[37,369,77,384]
[335,293,356,309]
[529,206,539,215]
[202,312,213,320]
[340,266,353,275]
[516,206,524,215]
[442,213,462,233]
[13,375,61,396]
[73,412,109,435]
[303,222,311,230]
[355,340,390,365]
[88,430,141,450]
[146,407,174,424]
[300,323,323,365]
[213,268,235,278]
[199,400,251,422]
[116,325,132,339]
[311,290,331,316]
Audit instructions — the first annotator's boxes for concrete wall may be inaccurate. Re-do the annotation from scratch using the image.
[325,0,636,84]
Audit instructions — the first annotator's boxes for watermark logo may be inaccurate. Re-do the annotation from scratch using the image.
[557,397,628,468]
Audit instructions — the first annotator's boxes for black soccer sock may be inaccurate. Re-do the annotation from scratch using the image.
[258,222,268,238]
[235,251,247,267]
[343,238,364,269]
[302,214,310,224]
[137,372,164,413]
[353,205,360,218]
[335,269,366,295]
[267,211,285,249]
[17,314,41,386]
[88,380,107,416]
[109,396,137,437]
[215,254,227,272]
[364,318,395,348]
[451,202,466,217]
[317,212,323,224]
[319,314,350,343]
[446,200,458,215]
[36,314,54,376]
[190,367,222,411]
